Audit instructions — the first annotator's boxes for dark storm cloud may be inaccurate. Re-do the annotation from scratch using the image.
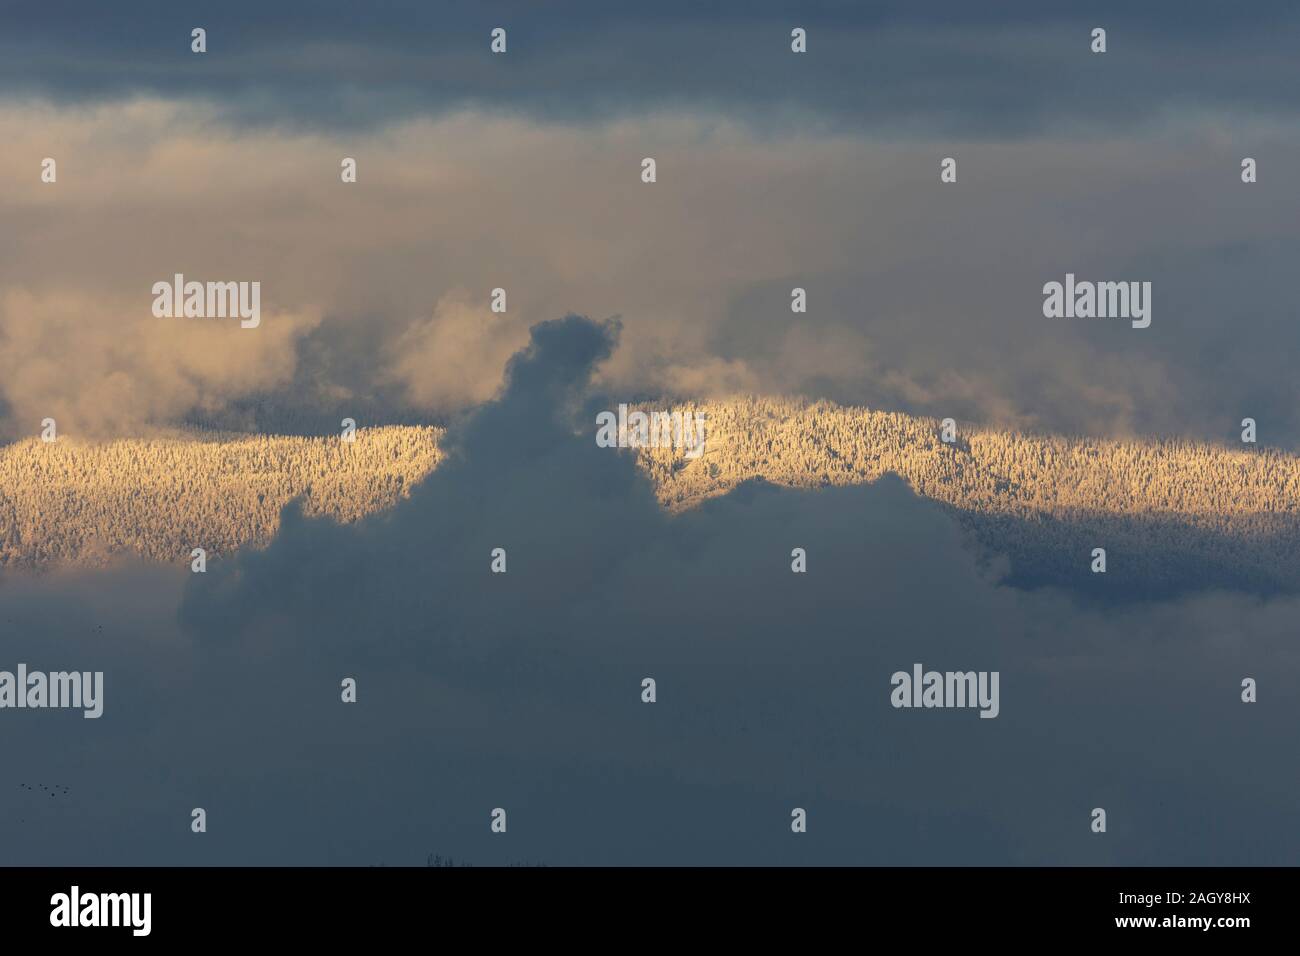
[2,317,1294,865]
[4,1,1300,133]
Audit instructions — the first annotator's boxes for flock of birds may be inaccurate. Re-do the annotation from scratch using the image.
[17,783,71,797]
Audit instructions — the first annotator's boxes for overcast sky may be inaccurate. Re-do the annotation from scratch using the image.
[1,5,1295,866]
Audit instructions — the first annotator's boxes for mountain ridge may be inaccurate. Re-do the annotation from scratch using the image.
[2,397,1297,594]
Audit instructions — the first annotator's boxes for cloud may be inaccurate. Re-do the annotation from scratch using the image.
[4,101,1300,444]
[2,316,1293,865]
[0,288,318,439]
[384,291,531,410]
[4,2,1300,136]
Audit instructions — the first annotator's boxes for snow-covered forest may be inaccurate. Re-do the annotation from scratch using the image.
[3,398,1298,592]
[639,398,1300,592]
[0,427,442,568]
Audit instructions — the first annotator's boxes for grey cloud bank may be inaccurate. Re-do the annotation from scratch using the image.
[1,318,1294,865]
